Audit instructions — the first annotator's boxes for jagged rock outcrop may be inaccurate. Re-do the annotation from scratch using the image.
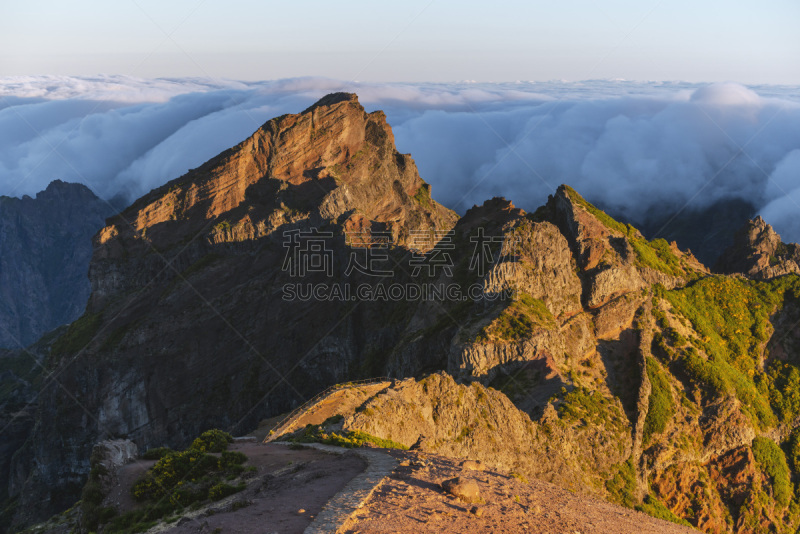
[0,181,113,348]
[280,372,632,495]
[715,216,800,279]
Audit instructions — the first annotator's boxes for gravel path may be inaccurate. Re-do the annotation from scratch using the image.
[265,443,399,534]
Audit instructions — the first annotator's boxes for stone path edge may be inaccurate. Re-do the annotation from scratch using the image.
[272,442,398,534]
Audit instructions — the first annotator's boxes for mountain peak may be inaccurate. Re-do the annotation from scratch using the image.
[303,91,360,113]
[90,93,456,309]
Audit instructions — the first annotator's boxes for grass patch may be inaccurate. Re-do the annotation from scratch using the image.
[412,183,432,210]
[629,237,684,277]
[564,185,630,235]
[475,292,555,343]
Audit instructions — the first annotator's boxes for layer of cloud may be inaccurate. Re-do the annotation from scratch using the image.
[1,76,799,242]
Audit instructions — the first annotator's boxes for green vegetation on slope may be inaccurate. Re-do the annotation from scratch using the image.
[291,424,408,450]
[563,185,687,277]
[636,494,693,528]
[412,183,432,209]
[752,436,793,507]
[557,387,629,436]
[475,292,555,343]
[605,458,637,508]
[643,356,675,444]
[658,275,800,427]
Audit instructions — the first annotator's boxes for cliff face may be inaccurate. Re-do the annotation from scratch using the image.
[0,181,113,348]
[7,94,800,534]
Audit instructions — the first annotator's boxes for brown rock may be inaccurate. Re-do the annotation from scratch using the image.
[715,216,800,279]
[461,460,485,472]
[441,477,481,503]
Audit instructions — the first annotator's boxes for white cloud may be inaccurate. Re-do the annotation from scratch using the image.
[1,76,799,243]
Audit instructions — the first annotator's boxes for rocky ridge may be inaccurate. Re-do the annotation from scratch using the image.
[715,215,800,280]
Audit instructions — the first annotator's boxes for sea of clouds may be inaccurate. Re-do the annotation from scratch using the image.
[1,75,799,242]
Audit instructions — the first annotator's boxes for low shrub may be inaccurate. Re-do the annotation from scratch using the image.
[208,483,245,501]
[190,429,233,453]
[219,450,247,468]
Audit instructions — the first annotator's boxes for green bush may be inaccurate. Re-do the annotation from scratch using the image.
[132,449,219,501]
[118,430,251,532]
[219,451,247,468]
[752,436,792,507]
[190,429,233,453]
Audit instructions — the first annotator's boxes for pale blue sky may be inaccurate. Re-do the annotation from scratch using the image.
[1,1,798,83]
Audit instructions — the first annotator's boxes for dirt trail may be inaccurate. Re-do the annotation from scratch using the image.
[118,443,367,534]
[107,442,699,534]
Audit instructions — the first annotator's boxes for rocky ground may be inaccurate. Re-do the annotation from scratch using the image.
[342,448,697,534]
[78,442,697,534]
